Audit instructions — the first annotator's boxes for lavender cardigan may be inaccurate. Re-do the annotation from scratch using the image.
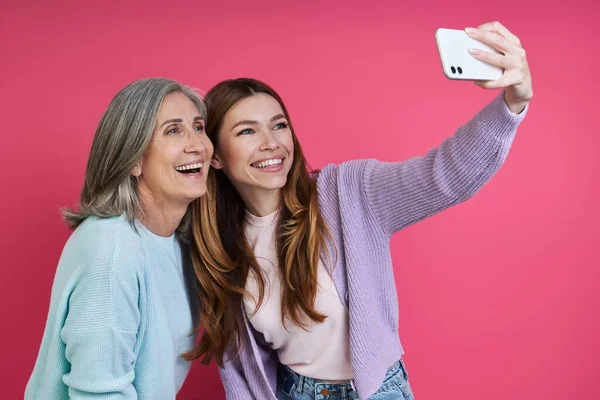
[216,93,528,399]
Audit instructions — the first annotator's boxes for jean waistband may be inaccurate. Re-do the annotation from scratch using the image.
[278,359,403,398]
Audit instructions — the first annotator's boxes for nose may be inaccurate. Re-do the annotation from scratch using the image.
[184,128,206,154]
[259,128,280,151]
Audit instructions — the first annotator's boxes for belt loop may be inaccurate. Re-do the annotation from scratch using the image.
[297,374,305,394]
[350,379,356,391]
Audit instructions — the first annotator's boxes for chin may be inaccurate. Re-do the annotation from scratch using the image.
[184,188,207,201]
[263,178,288,190]
[267,185,287,192]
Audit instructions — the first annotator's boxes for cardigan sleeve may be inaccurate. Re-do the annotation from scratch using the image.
[360,92,527,236]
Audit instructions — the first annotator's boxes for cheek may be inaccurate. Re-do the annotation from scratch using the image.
[204,138,215,159]
[284,135,295,156]
[144,145,180,178]
[220,143,251,170]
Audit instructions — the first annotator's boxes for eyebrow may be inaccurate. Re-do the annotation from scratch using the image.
[159,116,204,129]
[230,114,286,130]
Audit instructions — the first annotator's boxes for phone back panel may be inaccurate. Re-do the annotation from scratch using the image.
[435,28,504,81]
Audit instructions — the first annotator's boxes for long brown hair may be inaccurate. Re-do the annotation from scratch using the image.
[183,78,333,366]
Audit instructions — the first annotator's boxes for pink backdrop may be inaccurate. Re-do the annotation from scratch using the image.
[2,0,598,399]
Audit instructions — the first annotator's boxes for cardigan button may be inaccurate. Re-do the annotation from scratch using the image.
[320,388,329,396]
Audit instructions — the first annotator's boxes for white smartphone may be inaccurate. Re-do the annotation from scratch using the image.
[435,28,503,81]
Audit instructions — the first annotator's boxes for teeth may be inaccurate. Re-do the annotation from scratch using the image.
[175,162,203,172]
[253,159,283,168]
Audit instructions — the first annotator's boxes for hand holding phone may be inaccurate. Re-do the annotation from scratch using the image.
[461,22,533,114]
[435,28,504,81]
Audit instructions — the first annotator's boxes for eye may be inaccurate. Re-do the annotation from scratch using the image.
[273,122,288,130]
[194,124,205,133]
[237,128,254,136]
[165,126,181,135]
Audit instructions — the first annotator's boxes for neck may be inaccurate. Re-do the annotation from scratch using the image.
[137,188,188,237]
[238,186,281,217]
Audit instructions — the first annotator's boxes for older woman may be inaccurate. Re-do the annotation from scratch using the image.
[25,78,213,399]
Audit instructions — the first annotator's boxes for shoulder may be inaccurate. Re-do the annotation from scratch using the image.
[60,215,146,283]
[312,160,383,217]
[75,214,142,240]
[52,216,147,332]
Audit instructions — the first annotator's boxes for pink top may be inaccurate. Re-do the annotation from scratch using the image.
[243,210,354,381]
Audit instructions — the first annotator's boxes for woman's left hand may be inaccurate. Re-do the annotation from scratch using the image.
[466,21,533,114]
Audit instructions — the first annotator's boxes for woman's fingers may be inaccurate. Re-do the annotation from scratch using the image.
[466,27,519,55]
[468,48,522,70]
[476,21,522,47]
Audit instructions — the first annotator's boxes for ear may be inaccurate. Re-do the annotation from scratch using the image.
[210,153,224,170]
[131,162,142,177]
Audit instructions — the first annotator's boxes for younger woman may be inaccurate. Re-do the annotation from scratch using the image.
[187,22,532,399]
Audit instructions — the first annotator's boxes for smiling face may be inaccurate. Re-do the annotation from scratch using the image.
[211,93,294,203]
[134,91,214,208]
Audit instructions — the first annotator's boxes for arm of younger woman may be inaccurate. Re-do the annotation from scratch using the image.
[362,91,527,236]
[362,22,532,236]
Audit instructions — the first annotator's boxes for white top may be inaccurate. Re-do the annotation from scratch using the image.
[243,210,353,381]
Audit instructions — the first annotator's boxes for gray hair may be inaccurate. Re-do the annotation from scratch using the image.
[62,77,206,239]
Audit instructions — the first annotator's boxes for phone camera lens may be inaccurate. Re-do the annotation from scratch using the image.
[457,67,463,74]
[451,66,456,74]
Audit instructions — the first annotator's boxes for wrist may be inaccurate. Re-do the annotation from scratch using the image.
[504,93,529,114]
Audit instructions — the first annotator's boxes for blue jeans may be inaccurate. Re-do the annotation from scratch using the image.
[276,359,415,399]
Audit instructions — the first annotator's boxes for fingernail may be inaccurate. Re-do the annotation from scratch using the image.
[465,27,477,34]
[468,48,481,55]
